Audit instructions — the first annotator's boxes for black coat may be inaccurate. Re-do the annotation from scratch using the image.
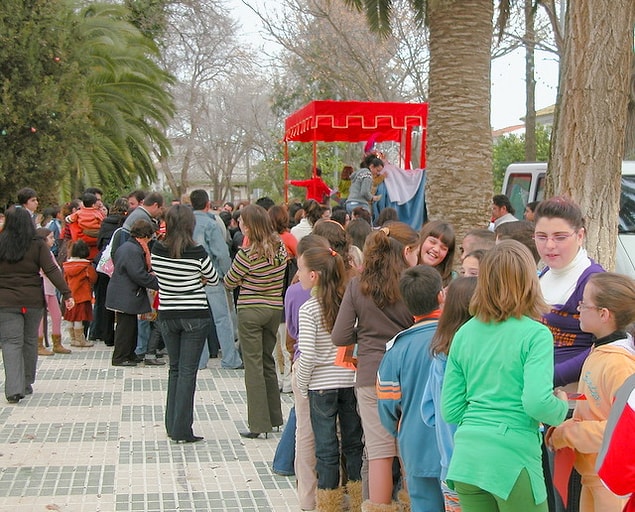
[105,238,158,314]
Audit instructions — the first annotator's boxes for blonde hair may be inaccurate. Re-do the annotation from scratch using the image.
[587,273,635,330]
[240,204,283,264]
[470,240,547,322]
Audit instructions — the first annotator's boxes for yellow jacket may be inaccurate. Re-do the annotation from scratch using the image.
[551,336,635,477]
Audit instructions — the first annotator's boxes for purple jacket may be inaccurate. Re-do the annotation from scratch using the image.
[540,262,604,386]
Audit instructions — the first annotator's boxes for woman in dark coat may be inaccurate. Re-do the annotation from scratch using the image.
[0,207,75,403]
[106,219,158,367]
[90,197,129,345]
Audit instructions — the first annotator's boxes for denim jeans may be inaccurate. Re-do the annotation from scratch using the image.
[158,316,210,440]
[272,406,296,476]
[0,307,43,398]
[205,283,242,368]
[309,387,363,490]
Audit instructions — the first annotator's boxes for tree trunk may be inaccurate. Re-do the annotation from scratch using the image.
[548,0,635,270]
[624,53,635,160]
[425,0,493,244]
[525,0,537,161]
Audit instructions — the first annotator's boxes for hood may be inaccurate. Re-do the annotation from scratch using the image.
[63,259,92,278]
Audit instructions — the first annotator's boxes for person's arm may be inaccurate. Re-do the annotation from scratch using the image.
[440,341,468,425]
[554,347,592,387]
[295,304,317,398]
[522,326,569,426]
[376,348,401,438]
[289,179,312,188]
[200,253,219,286]
[125,247,159,290]
[331,282,357,346]
[359,175,373,202]
[421,357,442,427]
[223,248,248,290]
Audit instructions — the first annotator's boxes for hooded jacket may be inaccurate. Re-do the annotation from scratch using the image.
[63,259,98,304]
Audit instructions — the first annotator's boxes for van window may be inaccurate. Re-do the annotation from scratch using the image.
[619,175,635,233]
[505,173,532,219]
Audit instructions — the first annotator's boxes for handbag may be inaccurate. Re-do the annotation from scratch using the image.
[95,227,122,277]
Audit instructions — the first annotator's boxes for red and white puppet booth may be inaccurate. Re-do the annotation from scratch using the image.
[283,100,428,229]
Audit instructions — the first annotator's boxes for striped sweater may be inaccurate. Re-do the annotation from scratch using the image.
[151,242,218,319]
[295,296,356,397]
[223,242,287,309]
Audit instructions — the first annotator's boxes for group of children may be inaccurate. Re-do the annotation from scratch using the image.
[36,231,97,355]
[290,216,635,512]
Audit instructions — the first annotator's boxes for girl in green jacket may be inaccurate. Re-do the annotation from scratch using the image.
[441,240,569,512]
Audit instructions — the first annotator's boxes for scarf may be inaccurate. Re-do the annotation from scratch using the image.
[136,238,152,270]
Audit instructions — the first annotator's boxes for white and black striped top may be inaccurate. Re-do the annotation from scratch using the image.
[295,296,356,396]
[151,242,218,319]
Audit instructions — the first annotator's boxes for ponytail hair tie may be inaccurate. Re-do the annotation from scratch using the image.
[329,248,337,257]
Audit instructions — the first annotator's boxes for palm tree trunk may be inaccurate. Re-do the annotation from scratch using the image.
[425,0,494,243]
[549,0,635,270]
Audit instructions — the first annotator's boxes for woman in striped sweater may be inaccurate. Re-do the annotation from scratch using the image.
[224,205,288,439]
[151,205,218,443]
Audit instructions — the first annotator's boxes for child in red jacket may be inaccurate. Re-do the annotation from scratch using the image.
[63,240,98,348]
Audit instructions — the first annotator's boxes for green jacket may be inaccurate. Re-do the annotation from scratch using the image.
[441,316,568,504]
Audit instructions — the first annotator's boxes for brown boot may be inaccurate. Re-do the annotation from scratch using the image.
[52,334,71,354]
[396,489,410,512]
[68,326,81,347]
[347,480,363,512]
[361,500,401,512]
[38,336,54,356]
[316,488,344,512]
[74,328,94,347]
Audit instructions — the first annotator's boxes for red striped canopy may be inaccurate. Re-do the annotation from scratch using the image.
[284,100,428,143]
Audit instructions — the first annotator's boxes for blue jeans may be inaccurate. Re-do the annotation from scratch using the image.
[272,406,296,476]
[135,319,151,356]
[158,316,210,440]
[0,307,43,398]
[205,283,242,368]
[406,475,444,512]
[309,387,363,490]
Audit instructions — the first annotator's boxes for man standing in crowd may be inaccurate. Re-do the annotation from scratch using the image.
[191,189,243,369]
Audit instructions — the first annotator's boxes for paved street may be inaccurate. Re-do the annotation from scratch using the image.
[0,344,297,511]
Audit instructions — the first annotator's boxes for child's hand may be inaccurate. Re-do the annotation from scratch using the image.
[554,388,568,401]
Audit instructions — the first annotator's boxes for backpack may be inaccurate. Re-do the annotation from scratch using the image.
[95,227,123,277]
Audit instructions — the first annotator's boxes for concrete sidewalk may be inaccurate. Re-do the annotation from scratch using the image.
[0,345,297,511]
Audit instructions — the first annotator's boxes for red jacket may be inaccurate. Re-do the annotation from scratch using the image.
[597,373,635,512]
[290,177,331,203]
[63,259,97,303]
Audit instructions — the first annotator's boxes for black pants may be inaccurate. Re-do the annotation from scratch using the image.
[90,274,115,345]
[112,312,138,365]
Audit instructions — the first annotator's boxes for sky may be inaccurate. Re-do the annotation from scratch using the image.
[228,0,560,131]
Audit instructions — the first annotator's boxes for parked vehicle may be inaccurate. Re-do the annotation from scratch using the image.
[502,161,635,277]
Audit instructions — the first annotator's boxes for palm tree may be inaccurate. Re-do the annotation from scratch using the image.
[344,0,496,240]
[63,3,175,197]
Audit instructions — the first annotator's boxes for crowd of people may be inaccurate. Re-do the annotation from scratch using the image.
[0,154,634,512]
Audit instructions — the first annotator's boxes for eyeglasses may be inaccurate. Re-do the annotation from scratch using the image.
[532,232,577,244]
[577,301,603,312]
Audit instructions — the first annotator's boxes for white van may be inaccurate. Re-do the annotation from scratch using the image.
[502,161,635,277]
